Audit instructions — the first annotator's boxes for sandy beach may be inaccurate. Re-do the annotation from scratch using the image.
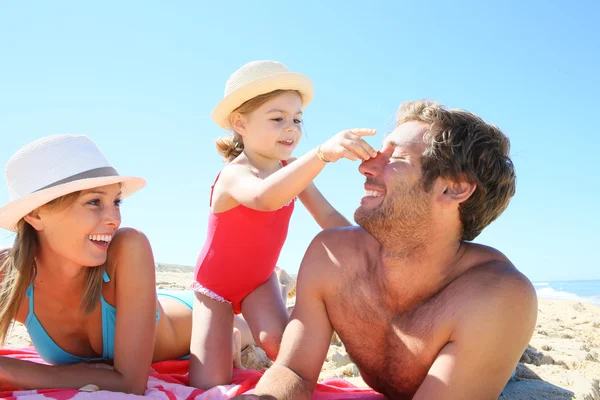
[5,264,600,399]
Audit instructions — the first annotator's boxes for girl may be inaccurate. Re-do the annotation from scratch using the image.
[0,134,251,393]
[189,60,377,388]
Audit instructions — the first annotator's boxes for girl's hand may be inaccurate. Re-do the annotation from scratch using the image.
[318,128,378,162]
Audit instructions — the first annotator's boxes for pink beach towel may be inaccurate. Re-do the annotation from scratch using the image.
[0,347,384,399]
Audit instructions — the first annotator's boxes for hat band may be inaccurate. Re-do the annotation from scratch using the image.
[34,166,119,193]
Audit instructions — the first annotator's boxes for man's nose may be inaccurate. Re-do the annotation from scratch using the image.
[359,152,384,177]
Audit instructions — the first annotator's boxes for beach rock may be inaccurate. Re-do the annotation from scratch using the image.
[327,347,352,368]
[520,345,544,366]
[319,363,360,380]
[515,362,542,380]
[331,332,342,345]
[540,355,556,365]
[500,378,575,399]
[241,345,272,370]
[337,363,360,377]
[276,268,297,298]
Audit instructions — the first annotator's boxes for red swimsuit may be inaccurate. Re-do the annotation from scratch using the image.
[192,163,294,314]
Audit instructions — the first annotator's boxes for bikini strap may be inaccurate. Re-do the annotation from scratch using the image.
[103,270,110,283]
[26,284,34,315]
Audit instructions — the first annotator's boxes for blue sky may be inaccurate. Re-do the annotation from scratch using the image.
[0,1,598,282]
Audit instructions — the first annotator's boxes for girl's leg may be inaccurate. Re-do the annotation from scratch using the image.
[240,272,289,360]
[189,292,234,389]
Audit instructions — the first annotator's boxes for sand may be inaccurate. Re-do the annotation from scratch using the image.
[4,264,599,399]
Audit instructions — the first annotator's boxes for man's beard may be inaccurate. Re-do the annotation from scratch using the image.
[354,180,432,258]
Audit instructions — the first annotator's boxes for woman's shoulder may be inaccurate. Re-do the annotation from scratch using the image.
[105,228,153,276]
[109,228,151,253]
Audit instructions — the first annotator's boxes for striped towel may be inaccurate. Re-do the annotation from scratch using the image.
[0,347,384,399]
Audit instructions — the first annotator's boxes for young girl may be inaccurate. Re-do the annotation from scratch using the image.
[189,60,378,388]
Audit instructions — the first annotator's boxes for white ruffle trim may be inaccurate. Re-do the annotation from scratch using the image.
[190,281,232,305]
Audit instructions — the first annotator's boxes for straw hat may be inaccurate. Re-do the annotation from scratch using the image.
[0,134,146,232]
[211,60,314,130]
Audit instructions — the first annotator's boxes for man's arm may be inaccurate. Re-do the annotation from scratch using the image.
[414,269,537,400]
[253,233,336,399]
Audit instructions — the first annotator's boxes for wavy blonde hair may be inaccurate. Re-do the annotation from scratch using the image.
[216,89,302,162]
[0,192,106,345]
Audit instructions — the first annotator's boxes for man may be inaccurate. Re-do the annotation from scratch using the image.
[252,100,537,399]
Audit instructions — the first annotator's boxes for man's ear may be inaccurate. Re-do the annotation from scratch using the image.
[230,112,247,137]
[23,209,44,231]
[440,180,476,204]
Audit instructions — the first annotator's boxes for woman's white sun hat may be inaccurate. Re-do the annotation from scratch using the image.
[0,134,146,232]
[211,60,314,130]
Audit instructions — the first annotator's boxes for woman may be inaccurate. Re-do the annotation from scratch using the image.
[0,134,251,393]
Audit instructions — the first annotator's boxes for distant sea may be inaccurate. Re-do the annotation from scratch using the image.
[534,280,600,306]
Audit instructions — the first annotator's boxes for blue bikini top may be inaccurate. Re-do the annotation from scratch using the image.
[24,270,159,365]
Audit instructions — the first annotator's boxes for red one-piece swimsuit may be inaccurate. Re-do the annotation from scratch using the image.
[192,161,294,314]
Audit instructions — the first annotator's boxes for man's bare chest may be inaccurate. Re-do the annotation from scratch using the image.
[327,285,452,398]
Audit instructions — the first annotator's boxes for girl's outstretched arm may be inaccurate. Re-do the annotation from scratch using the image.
[218,129,377,212]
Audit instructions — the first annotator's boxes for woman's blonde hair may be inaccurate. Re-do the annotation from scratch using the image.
[215,89,302,162]
[0,192,106,345]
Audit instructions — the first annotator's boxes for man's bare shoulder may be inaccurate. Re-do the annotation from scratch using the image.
[298,226,379,291]
[458,242,534,294]
[450,242,538,341]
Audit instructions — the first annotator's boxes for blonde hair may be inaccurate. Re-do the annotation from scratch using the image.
[215,89,302,162]
[0,192,106,345]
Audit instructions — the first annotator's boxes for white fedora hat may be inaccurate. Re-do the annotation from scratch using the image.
[0,134,146,232]
[211,60,314,130]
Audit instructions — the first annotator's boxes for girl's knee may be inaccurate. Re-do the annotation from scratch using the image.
[257,329,284,360]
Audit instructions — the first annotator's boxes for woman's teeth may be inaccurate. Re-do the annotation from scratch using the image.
[280,140,293,144]
[365,190,383,197]
[88,234,113,243]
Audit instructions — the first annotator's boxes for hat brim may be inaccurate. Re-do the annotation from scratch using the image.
[0,175,146,232]
[211,72,314,130]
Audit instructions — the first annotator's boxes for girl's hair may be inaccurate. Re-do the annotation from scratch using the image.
[216,89,302,162]
[0,192,106,345]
